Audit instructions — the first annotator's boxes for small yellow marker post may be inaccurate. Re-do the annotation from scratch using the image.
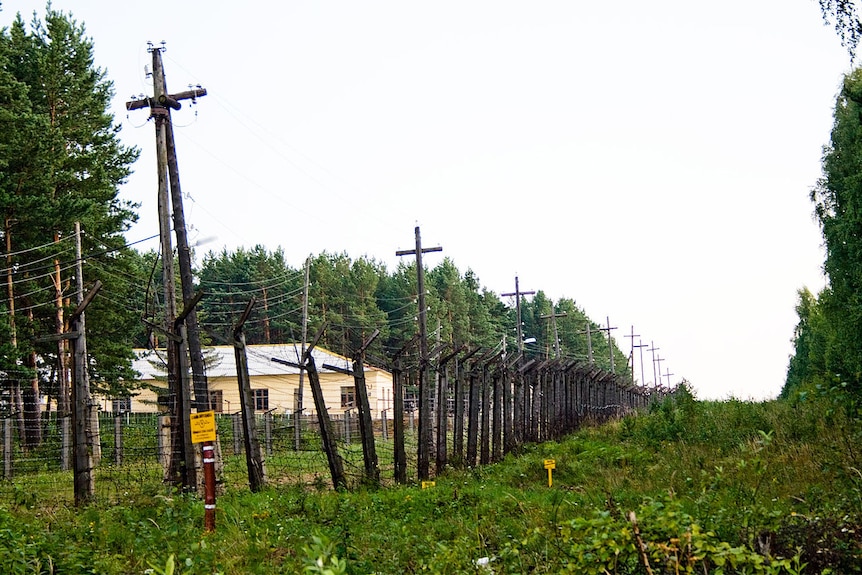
[544,459,556,487]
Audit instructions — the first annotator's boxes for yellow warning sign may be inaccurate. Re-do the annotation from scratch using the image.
[190,410,216,443]
[421,481,436,489]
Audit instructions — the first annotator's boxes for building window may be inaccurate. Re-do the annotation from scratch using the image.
[252,389,269,411]
[112,396,131,413]
[209,390,223,413]
[341,386,355,409]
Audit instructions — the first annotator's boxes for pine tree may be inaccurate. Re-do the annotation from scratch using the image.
[1,7,138,447]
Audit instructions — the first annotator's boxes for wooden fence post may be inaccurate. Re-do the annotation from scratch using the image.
[233,298,266,492]
[265,410,273,457]
[393,362,406,484]
[492,364,503,462]
[114,414,123,466]
[466,361,481,468]
[390,334,417,484]
[343,411,351,445]
[3,417,11,479]
[453,356,466,465]
[353,330,381,487]
[479,361,492,466]
[232,413,242,455]
[301,322,347,490]
[435,345,463,474]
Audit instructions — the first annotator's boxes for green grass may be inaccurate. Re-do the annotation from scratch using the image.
[1,390,860,573]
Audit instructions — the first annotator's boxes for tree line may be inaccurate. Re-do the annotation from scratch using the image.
[7,3,861,454]
[0,10,630,454]
[785,65,862,401]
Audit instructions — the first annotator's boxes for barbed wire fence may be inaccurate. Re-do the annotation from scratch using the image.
[0,356,673,506]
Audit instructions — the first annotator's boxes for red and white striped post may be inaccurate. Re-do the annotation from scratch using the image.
[202,441,216,531]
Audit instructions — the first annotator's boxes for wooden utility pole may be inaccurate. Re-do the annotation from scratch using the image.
[129,45,180,482]
[502,277,534,455]
[598,316,618,373]
[70,279,101,505]
[295,256,310,450]
[4,218,26,448]
[142,44,211,412]
[647,341,660,388]
[126,42,209,488]
[541,311,567,359]
[395,226,441,480]
[502,276,535,353]
[624,326,641,385]
[579,322,595,363]
[633,339,649,388]
[662,367,675,388]
[654,355,665,388]
[54,231,70,470]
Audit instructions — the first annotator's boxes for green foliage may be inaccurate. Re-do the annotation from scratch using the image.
[806,66,862,397]
[1,396,860,573]
[302,534,347,575]
[820,0,862,57]
[782,287,831,399]
[197,245,303,345]
[1,5,140,417]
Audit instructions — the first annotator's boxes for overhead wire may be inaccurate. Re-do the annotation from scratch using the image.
[1,232,76,258]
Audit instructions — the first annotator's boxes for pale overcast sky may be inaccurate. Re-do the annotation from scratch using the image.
[5,0,853,399]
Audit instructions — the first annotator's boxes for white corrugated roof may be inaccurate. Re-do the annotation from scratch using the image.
[131,344,358,380]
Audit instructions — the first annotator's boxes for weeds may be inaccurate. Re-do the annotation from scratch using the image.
[0,393,859,572]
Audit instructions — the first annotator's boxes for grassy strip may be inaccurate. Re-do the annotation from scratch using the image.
[1,389,860,573]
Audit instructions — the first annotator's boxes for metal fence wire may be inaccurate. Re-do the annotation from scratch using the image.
[0,366,668,506]
[0,410,425,505]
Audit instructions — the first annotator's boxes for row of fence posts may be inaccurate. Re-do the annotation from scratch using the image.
[0,356,669,499]
[240,340,669,492]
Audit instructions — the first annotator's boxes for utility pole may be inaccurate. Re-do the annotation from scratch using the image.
[541,311,567,359]
[71,222,99,504]
[647,341,660,388]
[623,326,640,385]
[295,255,310,451]
[579,322,595,363]
[4,217,25,447]
[396,226,442,480]
[654,355,665,389]
[662,367,675,388]
[598,316,618,373]
[501,276,535,353]
[126,43,209,488]
[633,339,649,387]
[54,231,70,469]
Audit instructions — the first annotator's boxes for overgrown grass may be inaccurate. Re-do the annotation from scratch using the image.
[1,390,860,573]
